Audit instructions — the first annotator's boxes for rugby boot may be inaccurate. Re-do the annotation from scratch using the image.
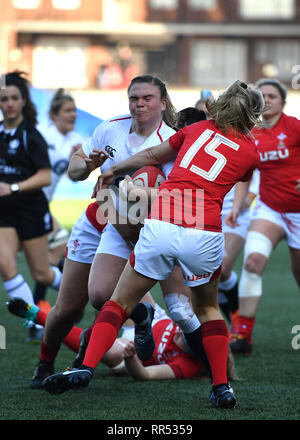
[43,366,94,395]
[210,383,236,409]
[230,334,253,355]
[30,361,54,389]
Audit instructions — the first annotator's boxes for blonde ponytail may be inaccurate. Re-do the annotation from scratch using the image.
[206,80,264,136]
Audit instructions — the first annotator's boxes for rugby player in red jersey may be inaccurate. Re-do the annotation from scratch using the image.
[43,80,264,409]
[227,78,300,355]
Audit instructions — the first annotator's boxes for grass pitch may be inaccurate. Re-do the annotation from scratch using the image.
[0,199,299,424]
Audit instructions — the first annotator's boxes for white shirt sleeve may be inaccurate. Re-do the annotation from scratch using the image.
[82,120,108,157]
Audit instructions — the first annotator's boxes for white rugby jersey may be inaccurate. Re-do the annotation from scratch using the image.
[38,123,83,201]
[82,114,175,179]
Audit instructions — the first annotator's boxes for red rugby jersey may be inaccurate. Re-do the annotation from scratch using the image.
[254,113,300,213]
[143,319,204,379]
[150,119,259,231]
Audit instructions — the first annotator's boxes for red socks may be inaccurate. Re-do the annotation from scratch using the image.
[36,309,47,327]
[201,320,229,387]
[237,315,255,343]
[38,300,128,367]
[82,300,128,369]
[62,327,82,353]
[40,340,60,364]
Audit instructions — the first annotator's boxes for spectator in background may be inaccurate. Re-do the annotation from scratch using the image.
[0,71,62,341]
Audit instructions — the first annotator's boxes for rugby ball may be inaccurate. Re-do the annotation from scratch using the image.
[132,166,165,188]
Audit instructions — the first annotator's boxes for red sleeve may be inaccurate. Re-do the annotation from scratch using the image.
[167,354,204,379]
[240,150,260,182]
[240,169,253,182]
[169,129,185,152]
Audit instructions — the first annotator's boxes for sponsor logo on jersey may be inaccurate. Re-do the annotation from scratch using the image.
[105,145,116,158]
[157,322,179,364]
[277,132,287,148]
[8,139,20,154]
[184,272,211,282]
[259,149,289,162]
[71,239,80,255]
[53,159,69,176]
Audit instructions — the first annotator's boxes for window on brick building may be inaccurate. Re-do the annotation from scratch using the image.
[190,40,247,87]
[149,0,178,9]
[188,0,217,10]
[52,0,81,9]
[32,37,88,88]
[240,0,295,19]
[255,40,300,81]
[12,0,40,8]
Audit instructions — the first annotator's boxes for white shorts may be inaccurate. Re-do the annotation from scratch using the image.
[95,221,132,260]
[252,199,300,249]
[131,219,224,287]
[222,207,251,239]
[66,212,102,264]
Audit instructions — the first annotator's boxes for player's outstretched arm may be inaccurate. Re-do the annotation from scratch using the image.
[225,181,250,228]
[68,147,109,181]
[99,140,175,191]
[123,341,176,380]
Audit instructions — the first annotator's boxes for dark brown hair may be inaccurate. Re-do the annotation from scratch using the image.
[128,74,178,128]
[5,70,38,125]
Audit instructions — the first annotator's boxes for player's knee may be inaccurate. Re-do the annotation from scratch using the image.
[243,231,273,275]
[54,301,83,323]
[88,282,110,310]
[30,269,46,285]
[31,268,51,285]
[244,253,265,274]
[164,293,200,333]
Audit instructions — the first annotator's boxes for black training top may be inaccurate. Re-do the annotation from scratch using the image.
[0,117,51,184]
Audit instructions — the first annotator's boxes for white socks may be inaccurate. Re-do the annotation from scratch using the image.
[50,266,62,291]
[3,274,34,305]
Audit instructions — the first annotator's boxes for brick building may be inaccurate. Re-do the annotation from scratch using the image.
[1,0,300,89]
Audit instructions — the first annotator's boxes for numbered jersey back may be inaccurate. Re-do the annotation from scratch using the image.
[150,119,259,231]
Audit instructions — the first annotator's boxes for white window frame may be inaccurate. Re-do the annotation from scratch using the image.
[188,0,217,10]
[190,40,247,87]
[149,0,178,9]
[239,0,295,20]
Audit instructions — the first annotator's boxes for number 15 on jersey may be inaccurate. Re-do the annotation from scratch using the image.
[180,129,240,181]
